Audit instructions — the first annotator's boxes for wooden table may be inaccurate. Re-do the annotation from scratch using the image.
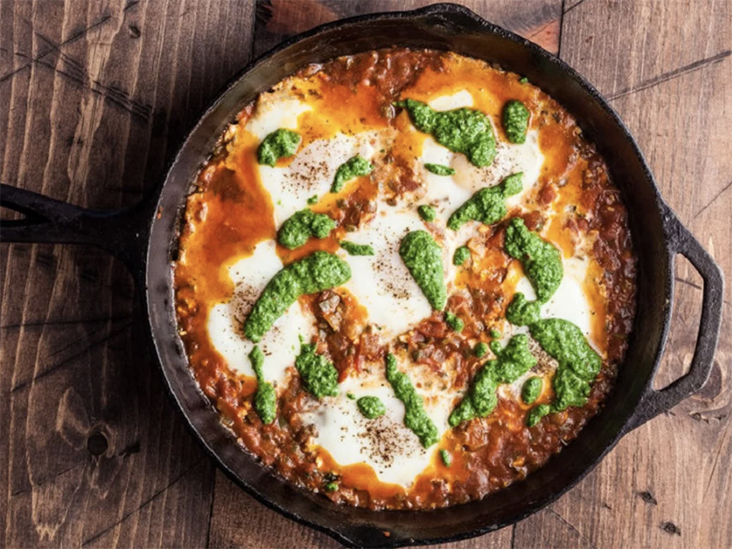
[1,1,730,548]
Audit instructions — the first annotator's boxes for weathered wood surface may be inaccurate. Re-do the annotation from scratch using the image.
[1,1,729,548]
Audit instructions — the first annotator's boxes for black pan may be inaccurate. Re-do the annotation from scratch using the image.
[0,4,724,548]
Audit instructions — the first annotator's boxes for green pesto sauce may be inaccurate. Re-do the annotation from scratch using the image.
[506,292,541,326]
[531,318,602,411]
[447,172,523,231]
[502,100,531,144]
[522,376,542,405]
[526,404,551,427]
[449,334,537,427]
[504,217,563,303]
[340,240,375,256]
[385,354,439,448]
[474,342,489,358]
[356,396,386,419]
[445,311,464,333]
[453,245,470,266]
[396,99,496,167]
[244,252,351,342]
[295,342,339,398]
[418,204,437,222]
[278,209,335,250]
[249,346,276,424]
[509,305,602,425]
[331,155,373,193]
[440,449,452,467]
[257,129,301,166]
[399,230,447,310]
[425,163,456,176]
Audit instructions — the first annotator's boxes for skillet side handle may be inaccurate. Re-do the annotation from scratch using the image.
[624,205,724,432]
[0,183,152,285]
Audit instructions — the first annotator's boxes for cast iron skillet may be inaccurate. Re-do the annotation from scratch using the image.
[0,4,724,548]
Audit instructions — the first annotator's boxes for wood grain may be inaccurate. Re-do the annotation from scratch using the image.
[1,0,254,547]
[1,1,730,548]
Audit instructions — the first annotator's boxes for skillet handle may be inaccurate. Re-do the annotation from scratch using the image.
[0,183,152,285]
[624,205,724,431]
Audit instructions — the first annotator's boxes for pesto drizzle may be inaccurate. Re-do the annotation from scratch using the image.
[519,317,602,425]
[257,129,301,166]
[453,245,470,266]
[505,217,563,303]
[396,99,496,167]
[425,163,456,176]
[447,173,523,230]
[521,376,542,405]
[356,396,386,419]
[331,155,373,193]
[340,240,375,256]
[295,341,340,398]
[502,100,531,144]
[399,230,447,310]
[244,252,351,342]
[417,204,436,222]
[278,209,335,250]
[385,354,439,448]
[449,334,537,427]
[445,311,464,333]
[249,346,276,424]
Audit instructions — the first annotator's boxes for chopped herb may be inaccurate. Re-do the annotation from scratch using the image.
[244,252,351,342]
[346,393,357,400]
[396,99,496,167]
[307,195,318,205]
[278,209,335,250]
[453,245,470,266]
[340,240,375,256]
[445,311,464,333]
[331,155,373,193]
[257,128,301,166]
[447,173,523,230]
[324,482,339,492]
[474,342,489,358]
[399,230,447,310]
[425,163,456,176]
[418,204,436,222]
[295,342,339,398]
[502,100,531,144]
[357,396,386,419]
[385,354,439,447]
[440,449,452,467]
[519,76,529,84]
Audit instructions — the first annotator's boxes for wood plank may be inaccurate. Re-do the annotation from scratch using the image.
[0,1,255,547]
[510,1,732,548]
[206,2,562,548]
[252,0,562,57]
